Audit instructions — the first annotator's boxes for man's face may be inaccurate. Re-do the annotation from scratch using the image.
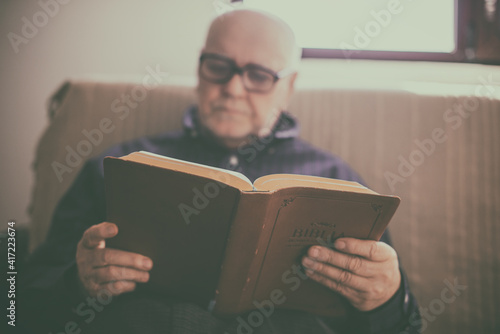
[196,14,296,147]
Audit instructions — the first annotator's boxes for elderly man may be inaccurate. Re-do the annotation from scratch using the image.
[21,9,420,334]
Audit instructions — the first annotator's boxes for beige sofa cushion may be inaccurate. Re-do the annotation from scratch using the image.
[30,78,500,334]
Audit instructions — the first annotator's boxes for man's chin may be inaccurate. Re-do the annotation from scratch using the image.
[208,123,250,138]
[207,128,254,148]
[216,133,250,145]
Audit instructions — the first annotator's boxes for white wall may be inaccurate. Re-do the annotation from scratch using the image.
[2,0,497,231]
[0,0,218,228]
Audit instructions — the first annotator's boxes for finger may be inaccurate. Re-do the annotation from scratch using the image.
[334,238,396,262]
[84,280,103,297]
[82,222,118,249]
[302,256,369,292]
[306,246,373,277]
[93,266,150,284]
[304,268,362,301]
[93,248,153,271]
[99,281,137,297]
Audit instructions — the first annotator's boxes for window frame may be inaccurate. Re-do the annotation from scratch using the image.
[301,0,466,62]
[235,0,488,63]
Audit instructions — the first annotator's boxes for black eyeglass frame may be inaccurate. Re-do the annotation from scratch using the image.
[198,53,295,93]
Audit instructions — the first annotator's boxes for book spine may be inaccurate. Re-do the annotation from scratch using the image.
[213,192,272,315]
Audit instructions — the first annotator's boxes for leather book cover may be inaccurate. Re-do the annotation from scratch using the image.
[214,187,400,317]
[104,153,400,317]
[104,157,242,306]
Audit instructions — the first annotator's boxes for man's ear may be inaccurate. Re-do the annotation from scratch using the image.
[281,72,298,110]
[289,71,298,86]
[196,48,205,93]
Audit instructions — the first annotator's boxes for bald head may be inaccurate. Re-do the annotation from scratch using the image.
[196,9,300,149]
[204,10,300,70]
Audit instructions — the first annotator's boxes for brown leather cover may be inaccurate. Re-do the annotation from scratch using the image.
[214,188,399,316]
[104,154,400,316]
[104,157,241,305]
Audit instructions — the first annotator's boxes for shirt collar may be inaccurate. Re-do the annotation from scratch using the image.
[182,104,300,140]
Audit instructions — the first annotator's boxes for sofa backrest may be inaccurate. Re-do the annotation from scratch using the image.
[30,78,500,334]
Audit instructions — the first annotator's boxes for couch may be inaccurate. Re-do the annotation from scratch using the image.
[27,68,500,333]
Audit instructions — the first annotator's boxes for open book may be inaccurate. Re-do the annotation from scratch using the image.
[104,151,400,317]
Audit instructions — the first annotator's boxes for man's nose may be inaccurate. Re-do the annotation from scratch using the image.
[221,72,247,97]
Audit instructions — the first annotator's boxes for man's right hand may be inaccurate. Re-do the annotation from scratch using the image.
[76,222,153,297]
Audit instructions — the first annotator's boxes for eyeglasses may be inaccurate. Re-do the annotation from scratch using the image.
[199,53,295,93]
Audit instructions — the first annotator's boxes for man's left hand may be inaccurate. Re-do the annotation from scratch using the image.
[301,237,401,312]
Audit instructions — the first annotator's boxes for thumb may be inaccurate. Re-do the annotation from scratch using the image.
[81,222,118,249]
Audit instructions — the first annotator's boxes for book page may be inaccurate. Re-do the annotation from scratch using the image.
[137,151,254,186]
[253,174,377,194]
[118,151,254,191]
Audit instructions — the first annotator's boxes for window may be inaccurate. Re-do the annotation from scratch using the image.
[233,0,500,64]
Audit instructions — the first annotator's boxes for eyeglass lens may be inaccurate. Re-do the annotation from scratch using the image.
[200,56,275,92]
